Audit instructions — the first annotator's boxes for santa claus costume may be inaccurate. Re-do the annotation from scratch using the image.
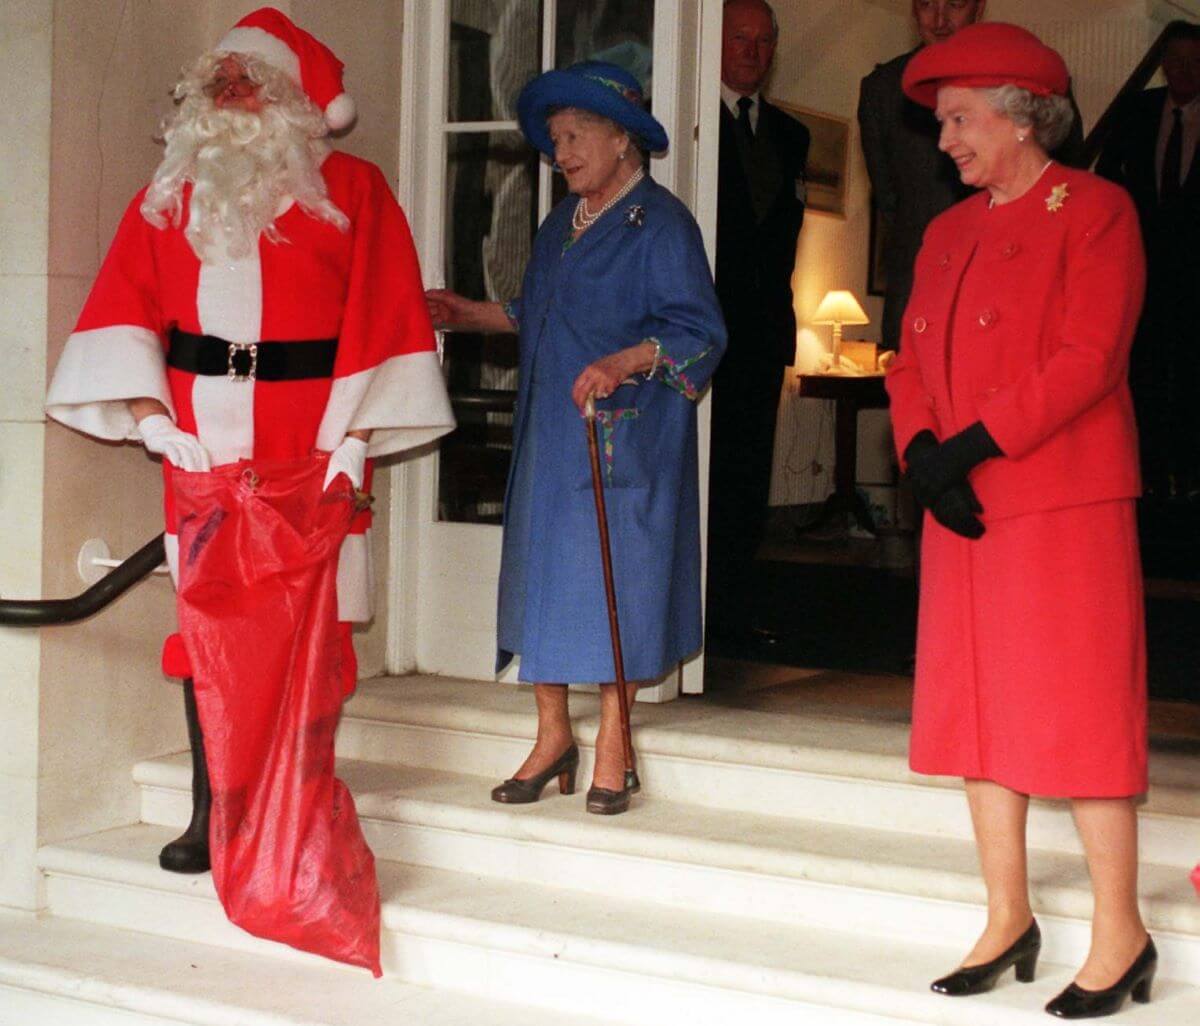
[47,10,452,617]
[45,8,453,975]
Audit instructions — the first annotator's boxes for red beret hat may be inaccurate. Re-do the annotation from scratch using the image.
[902,22,1070,109]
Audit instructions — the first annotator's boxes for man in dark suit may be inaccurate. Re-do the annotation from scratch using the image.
[1098,21,1200,499]
[707,0,810,645]
[858,0,1085,350]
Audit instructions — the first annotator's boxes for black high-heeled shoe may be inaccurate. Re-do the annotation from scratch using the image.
[491,745,579,804]
[931,920,1041,996]
[585,783,633,815]
[1045,936,1157,1019]
[585,760,641,815]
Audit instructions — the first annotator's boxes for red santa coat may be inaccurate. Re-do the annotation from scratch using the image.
[46,150,454,621]
[887,165,1149,797]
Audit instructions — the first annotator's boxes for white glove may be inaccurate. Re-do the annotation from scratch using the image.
[323,436,368,490]
[137,414,212,472]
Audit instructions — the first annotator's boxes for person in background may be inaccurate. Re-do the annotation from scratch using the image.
[889,23,1153,1020]
[708,0,809,649]
[427,62,726,816]
[858,0,1085,350]
[1098,20,1200,500]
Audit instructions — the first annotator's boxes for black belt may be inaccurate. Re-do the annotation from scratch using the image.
[167,329,338,381]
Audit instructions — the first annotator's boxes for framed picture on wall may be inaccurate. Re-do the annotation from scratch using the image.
[867,196,888,297]
[768,100,850,218]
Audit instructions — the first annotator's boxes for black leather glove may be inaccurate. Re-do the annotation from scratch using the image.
[930,481,986,539]
[904,422,1002,509]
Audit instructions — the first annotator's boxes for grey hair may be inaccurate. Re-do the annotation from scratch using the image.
[723,0,779,38]
[982,84,1075,152]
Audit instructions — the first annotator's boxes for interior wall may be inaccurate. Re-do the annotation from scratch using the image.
[36,0,409,856]
[293,0,406,184]
[40,1,223,850]
[989,0,1157,130]
[0,0,53,912]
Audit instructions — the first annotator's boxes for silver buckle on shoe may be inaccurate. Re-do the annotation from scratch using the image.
[227,342,258,381]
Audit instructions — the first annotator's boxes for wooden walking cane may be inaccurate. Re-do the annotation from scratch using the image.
[583,395,639,793]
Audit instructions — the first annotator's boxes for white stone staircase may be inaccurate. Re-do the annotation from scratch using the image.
[13,675,1200,1025]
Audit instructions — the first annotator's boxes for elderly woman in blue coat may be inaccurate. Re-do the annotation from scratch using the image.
[428,62,726,815]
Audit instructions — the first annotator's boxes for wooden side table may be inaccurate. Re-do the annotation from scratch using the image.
[795,372,890,533]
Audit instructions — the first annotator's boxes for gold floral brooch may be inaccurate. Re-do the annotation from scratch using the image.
[1045,182,1070,213]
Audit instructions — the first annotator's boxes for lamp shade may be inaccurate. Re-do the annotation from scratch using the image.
[812,290,870,326]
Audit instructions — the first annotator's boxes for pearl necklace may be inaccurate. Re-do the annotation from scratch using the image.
[988,159,1054,209]
[572,168,644,233]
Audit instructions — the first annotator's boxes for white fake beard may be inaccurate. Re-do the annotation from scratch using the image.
[142,75,348,262]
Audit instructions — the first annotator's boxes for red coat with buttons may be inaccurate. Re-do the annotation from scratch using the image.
[887,166,1150,797]
[887,164,1145,518]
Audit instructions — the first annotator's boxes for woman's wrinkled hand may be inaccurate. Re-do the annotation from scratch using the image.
[426,290,515,335]
[426,289,479,331]
[572,351,638,413]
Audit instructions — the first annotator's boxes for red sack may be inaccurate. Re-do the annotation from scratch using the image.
[1192,863,1200,898]
[173,456,382,976]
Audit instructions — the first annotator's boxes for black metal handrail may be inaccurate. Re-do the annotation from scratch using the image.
[0,534,166,627]
[450,388,517,415]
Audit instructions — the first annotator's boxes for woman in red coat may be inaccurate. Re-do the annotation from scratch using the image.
[888,24,1154,1019]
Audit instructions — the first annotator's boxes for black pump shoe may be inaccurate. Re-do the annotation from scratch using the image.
[1045,937,1157,1019]
[931,920,1041,997]
[491,745,579,804]
[586,764,640,815]
[585,784,633,815]
[159,679,212,874]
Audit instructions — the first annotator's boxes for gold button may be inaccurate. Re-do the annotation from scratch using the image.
[913,317,928,333]
[1000,242,1019,259]
[979,308,998,328]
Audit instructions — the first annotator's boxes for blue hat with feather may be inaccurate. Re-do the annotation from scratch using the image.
[517,61,669,159]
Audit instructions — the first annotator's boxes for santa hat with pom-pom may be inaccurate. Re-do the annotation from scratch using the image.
[216,7,356,131]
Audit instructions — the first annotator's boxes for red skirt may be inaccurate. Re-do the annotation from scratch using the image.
[912,499,1148,798]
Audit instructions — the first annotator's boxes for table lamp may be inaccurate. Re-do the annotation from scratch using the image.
[812,290,870,363]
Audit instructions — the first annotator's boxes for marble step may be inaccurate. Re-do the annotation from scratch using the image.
[0,909,617,1026]
[37,826,1200,1026]
[334,677,1200,867]
[133,754,1200,984]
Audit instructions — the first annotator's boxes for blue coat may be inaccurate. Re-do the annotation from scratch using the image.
[497,176,727,683]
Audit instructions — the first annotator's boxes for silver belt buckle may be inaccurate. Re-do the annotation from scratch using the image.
[227,341,258,381]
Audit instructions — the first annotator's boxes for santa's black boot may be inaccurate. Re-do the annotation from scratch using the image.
[158,678,212,873]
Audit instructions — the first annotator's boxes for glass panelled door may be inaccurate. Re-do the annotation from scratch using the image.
[439,3,540,524]
[396,0,717,696]
[439,1,655,526]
